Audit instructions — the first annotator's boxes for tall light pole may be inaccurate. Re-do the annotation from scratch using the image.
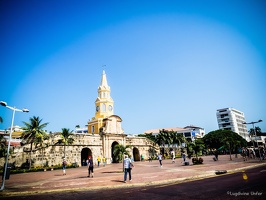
[243,119,263,160]
[0,101,29,190]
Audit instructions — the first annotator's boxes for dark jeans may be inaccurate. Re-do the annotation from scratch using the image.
[88,167,93,175]
[159,160,162,166]
[124,168,132,181]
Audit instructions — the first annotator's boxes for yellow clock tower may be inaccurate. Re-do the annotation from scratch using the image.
[88,70,114,134]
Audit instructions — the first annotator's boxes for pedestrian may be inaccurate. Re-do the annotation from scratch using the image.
[214,150,219,161]
[87,157,94,178]
[181,152,186,163]
[171,150,175,163]
[102,156,106,167]
[158,153,163,167]
[242,147,247,161]
[62,158,67,175]
[97,156,101,167]
[124,155,133,183]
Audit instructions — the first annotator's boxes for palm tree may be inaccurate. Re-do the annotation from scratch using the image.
[113,144,131,163]
[0,133,7,157]
[35,133,49,167]
[58,128,74,158]
[21,116,49,168]
[222,134,235,160]
[189,139,205,158]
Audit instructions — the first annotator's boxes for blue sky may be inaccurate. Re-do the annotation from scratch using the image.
[0,0,265,134]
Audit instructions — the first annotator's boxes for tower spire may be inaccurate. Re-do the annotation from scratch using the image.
[100,70,108,88]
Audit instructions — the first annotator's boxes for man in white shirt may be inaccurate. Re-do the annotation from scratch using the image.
[124,155,134,183]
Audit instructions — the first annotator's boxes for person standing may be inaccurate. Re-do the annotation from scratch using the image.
[87,157,94,178]
[171,150,175,163]
[102,157,106,167]
[97,156,101,167]
[181,152,186,163]
[124,155,133,183]
[62,158,67,175]
[158,153,163,167]
[214,150,219,161]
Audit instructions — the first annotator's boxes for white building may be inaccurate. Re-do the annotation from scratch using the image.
[216,108,249,141]
[144,125,205,140]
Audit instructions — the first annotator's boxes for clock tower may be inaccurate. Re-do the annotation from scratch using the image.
[88,70,114,134]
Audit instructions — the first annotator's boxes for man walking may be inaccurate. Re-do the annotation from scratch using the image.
[158,153,163,167]
[124,155,133,183]
[87,157,94,178]
[62,158,67,175]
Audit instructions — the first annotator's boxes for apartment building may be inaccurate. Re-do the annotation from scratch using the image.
[216,108,249,141]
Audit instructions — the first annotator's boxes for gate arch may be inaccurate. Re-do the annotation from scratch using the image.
[111,141,119,163]
[133,147,140,161]
[81,148,92,166]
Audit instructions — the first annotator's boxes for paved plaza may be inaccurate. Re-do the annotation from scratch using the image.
[0,155,266,198]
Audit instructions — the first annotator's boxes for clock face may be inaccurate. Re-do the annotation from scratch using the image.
[108,105,113,111]
[96,106,100,112]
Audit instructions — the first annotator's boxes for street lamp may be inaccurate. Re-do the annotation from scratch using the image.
[0,101,29,190]
[243,119,263,160]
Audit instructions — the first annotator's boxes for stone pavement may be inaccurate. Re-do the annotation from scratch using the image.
[0,155,266,198]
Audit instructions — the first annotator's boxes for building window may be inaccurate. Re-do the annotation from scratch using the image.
[92,126,95,133]
[102,104,106,112]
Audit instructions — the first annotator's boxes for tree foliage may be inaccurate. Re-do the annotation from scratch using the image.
[21,116,49,168]
[203,129,247,151]
[154,129,186,147]
[113,144,131,163]
[57,128,74,158]
[138,133,156,143]
[187,139,205,158]
[0,133,7,157]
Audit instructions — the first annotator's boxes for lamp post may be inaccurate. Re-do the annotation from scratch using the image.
[0,101,29,190]
[243,119,263,160]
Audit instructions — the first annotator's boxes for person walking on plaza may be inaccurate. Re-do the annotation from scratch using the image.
[87,156,94,178]
[171,150,175,163]
[62,158,67,175]
[124,155,134,183]
[158,153,163,167]
[181,152,186,163]
[97,156,101,167]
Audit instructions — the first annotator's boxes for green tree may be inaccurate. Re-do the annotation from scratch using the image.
[222,133,235,160]
[203,129,247,159]
[21,116,49,168]
[113,144,131,163]
[35,133,49,167]
[0,133,7,157]
[249,126,262,137]
[57,128,74,158]
[187,139,205,158]
[0,116,5,157]
[138,133,156,143]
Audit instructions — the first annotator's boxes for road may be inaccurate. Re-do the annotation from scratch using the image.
[1,164,265,200]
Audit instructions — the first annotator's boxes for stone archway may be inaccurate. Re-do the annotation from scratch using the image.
[111,141,119,163]
[81,148,92,166]
[133,147,140,162]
